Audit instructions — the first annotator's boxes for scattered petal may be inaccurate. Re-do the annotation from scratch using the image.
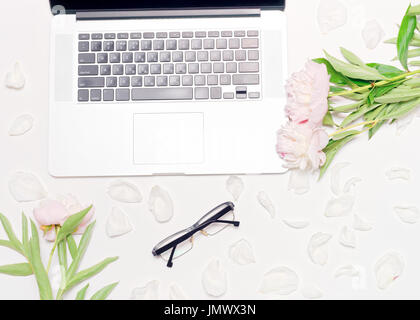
[282,219,310,229]
[353,214,373,231]
[8,172,47,202]
[202,259,227,297]
[339,226,356,248]
[308,232,332,266]
[107,180,142,203]
[317,0,347,34]
[375,252,404,290]
[8,114,34,136]
[257,191,275,218]
[301,284,323,299]
[362,20,385,49]
[394,206,420,224]
[148,185,174,223]
[169,283,188,300]
[259,266,299,296]
[343,177,362,193]
[325,194,355,217]
[334,265,360,278]
[229,239,256,265]
[386,168,411,181]
[106,207,133,237]
[131,280,159,300]
[5,62,25,89]
[226,176,244,201]
[288,169,310,195]
[331,162,350,196]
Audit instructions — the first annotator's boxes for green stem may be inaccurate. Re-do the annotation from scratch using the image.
[46,226,60,274]
[328,69,420,98]
[329,120,378,137]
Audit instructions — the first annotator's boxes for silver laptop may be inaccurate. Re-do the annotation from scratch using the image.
[48,0,287,177]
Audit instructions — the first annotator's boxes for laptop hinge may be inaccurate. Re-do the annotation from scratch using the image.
[76,8,261,20]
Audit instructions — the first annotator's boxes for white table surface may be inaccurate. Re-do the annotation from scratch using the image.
[0,0,419,300]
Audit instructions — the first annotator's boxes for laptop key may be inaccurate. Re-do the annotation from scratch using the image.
[78,41,89,52]
[78,65,98,76]
[132,88,193,100]
[104,41,114,51]
[131,76,143,87]
[195,87,209,99]
[92,33,103,40]
[156,32,168,38]
[122,52,133,63]
[135,52,146,62]
[234,30,246,37]
[210,87,222,99]
[78,89,89,101]
[208,31,220,37]
[130,33,142,39]
[100,65,111,75]
[143,32,155,39]
[141,40,152,50]
[90,89,102,101]
[97,53,108,63]
[91,41,102,51]
[117,33,129,39]
[109,52,120,63]
[248,50,259,60]
[104,33,116,39]
[144,76,155,86]
[232,74,259,85]
[169,32,180,38]
[78,77,105,88]
[116,41,127,51]
[128,40,140,51]
[119,76,130,87]
[106,77,118,87]
[103,89,114,101]
[116,89,130,101]
[79,53,95,64]
[79,34,90,40]
[238,62,259,73]
[241,38,259,49]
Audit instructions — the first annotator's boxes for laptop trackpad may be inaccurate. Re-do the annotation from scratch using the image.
[133,113,204,165]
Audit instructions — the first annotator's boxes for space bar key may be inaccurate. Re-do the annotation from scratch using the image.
[132,88,193,100]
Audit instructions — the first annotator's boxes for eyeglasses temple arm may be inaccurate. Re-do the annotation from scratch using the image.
[167,244,177,268]
[215,219,240,227]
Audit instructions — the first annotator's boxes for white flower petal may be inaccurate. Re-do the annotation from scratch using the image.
[202,259,227,297]
[8,114,34,136]
[375,252,404,290]
[106,207,133,237]
[229,239,256,265]
[148,185,174,223]
[107,180,142,203]
[353,214,373,231]
[226,176,244,201]
[308,232,332,266]
[282,219,310,229]
[386,168,411,181]
[343,177,362,193]
[131,280,159,300]
[169,283,188,300]
[5,62,25,89]
[301,284,323,299]
[325,194,355,217]
[257,191,275,218]
[339,226,356,248]
[394,206,420,224]
[288,169,310,195]
[317,0,347,34]
[259,266,299,296]
[331,162,350,196]
[334,265,360,278]
[362,20,385,49]
[8,172,47,202]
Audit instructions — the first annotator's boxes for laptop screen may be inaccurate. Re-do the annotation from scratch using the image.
[50,0,285,13]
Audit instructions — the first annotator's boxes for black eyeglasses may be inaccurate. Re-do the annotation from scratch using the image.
[152,202,240,268]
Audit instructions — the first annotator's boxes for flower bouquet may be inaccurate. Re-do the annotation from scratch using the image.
[0,201,118,300]
[277,4,420,191]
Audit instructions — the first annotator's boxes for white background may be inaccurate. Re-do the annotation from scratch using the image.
[0,0,419,300]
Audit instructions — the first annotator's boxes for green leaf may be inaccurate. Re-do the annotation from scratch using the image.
[392,48,420,61]
[331,130,361,141]
[0,213,23,254]
[323,111,335,127]
[384,37,420,47]
[56,205,92,244]
[404,77,420,87]
[67,235,78,260]
[90,282,118,300]
[313,58,356,87]
[0,240,17,251]
[408,60,420,66]
[367,80,406,106]
[0,263,33,276]
[379,97,420,120]
[58,239,67,270]
[67,221,95,279]
[76,283,89,300]
[331,101,364,113]
[319,134,358,179]
[366,63,405,78]
[66,256,118,291]
[369,120,386,139]
[324,51,387,81]
[408,4,420,15]
[21,213,30,257]
[340,104,380,128]
[29,220,53,300]
[374,88,420,103]
[340,47,366,67]
[397,5,417,70]
[364,104,387,121]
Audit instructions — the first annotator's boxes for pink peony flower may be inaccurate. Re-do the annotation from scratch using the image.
[285,60,330,127]
[33,195,94,241]
[33,200,69,241]
[276,122,329,171]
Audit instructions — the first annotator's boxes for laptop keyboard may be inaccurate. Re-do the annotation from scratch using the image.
[77,30,261,102]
